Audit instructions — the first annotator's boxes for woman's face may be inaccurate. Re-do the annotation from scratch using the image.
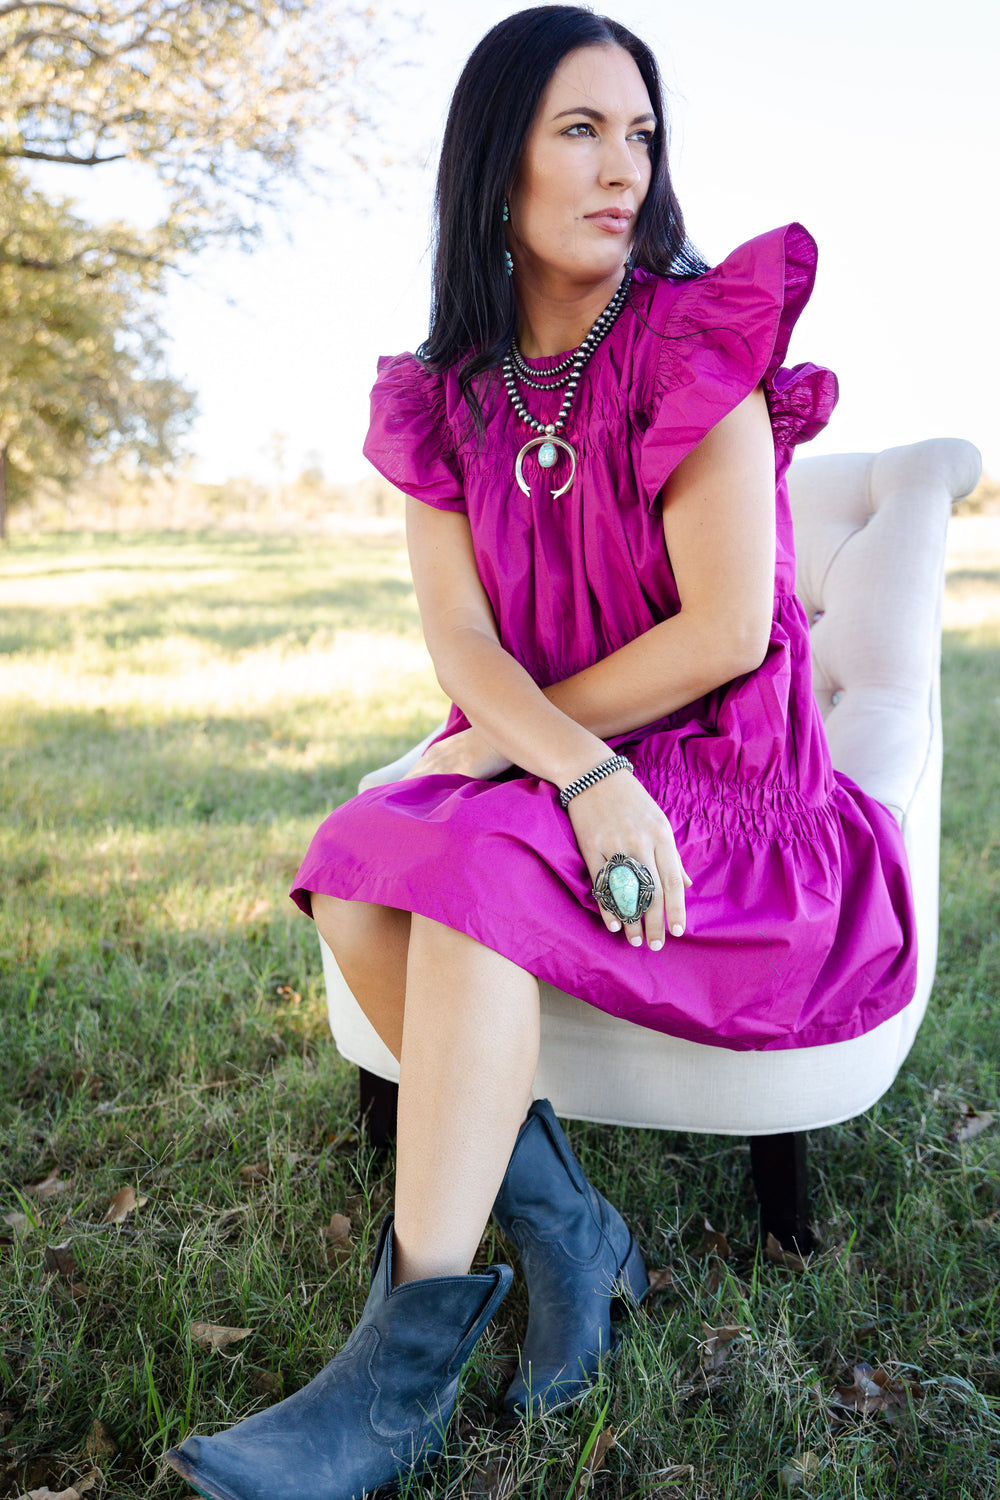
[507,45,655,285]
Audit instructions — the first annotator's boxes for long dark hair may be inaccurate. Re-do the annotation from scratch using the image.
[417,5,707,428]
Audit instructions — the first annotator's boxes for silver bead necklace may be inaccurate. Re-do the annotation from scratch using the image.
[503,267,633,498]
[509,344,576,387]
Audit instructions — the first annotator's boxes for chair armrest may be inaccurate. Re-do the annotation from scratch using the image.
[359,723,447,792]
[789,437,981,816]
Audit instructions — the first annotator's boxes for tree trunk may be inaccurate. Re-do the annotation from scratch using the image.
[0,445,8,544]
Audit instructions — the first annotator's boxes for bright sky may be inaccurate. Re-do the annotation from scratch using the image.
[35,0,1000,485]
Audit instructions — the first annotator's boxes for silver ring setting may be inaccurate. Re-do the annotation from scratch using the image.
[593,854,655,924]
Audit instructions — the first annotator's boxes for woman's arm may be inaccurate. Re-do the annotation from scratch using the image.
[546,384,775,736]
[407,384,775,779]
[405,493,609,791]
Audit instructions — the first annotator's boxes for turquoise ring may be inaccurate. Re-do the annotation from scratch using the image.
[593,854,655,924]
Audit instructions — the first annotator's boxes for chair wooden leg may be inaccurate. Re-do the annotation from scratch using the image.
[358,1067,399,1150]
[749,1131,817,1254]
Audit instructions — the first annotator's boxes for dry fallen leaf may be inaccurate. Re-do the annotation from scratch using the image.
[764,1232,809,1273]
[702,1218,731,1260]
[830,1362,923,1420]
[4,1211,35,1233]
[25,1171,73,1201]
[705,1263,751,1298]
[102,1186,148,1224]
[23,1469,98,1500]
[68,1070,102,1099]
[649,1465,696,1489]
[700,1323,744,1374]
[321,1211,352,1239]
[44,1240,77,1278]
[467,1451,517,1500]
[779,1452,820,1491]
[321,1212,353,1266]
[948,1105,996,1143]
[252,1370,283,1398]
[85,1417,118,1461]
[239,1162,270,1184]
[570,1427,617,1499]
[190,1321,253,1352]
[43,1240,89,1299]
[645,1265,675,1299]
[286,1152,319,1171]
[276,985,301,1006]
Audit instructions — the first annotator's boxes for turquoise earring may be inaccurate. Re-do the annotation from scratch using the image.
[503,200,513,275]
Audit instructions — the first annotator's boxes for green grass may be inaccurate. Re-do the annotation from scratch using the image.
[1,528,998,1500]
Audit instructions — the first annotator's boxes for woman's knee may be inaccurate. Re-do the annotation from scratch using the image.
[312,893,410,966]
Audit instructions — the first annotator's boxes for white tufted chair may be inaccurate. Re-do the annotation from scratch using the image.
[319,437,982,1244]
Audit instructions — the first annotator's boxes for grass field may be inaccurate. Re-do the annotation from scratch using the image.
[1,524,998,1500]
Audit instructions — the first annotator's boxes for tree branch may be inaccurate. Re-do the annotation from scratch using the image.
[5,146,128,165]
[0,29,111,62]
[0,244,172,273]
[0,1,94,17]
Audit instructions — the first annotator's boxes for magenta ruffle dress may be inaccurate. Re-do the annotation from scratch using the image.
[292,223,916,1052]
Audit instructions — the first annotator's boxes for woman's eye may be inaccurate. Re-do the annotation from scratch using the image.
[630,130,654,146]
[564,122,596,137]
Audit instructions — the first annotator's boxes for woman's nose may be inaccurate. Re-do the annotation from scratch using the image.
[600,136,642,190]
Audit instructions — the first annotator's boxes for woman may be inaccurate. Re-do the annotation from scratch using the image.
[167,8,916,1499]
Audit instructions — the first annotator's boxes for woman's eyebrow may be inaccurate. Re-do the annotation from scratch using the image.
[551,106,656,126]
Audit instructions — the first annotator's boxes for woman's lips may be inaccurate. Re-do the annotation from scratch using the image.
[585,210,633,234]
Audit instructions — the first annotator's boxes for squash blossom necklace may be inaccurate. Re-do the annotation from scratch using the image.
[502,265,633,499]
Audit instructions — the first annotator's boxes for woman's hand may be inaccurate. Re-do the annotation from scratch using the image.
[403,727,513,783]
[567,770,692,949]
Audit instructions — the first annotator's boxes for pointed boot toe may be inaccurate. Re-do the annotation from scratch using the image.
[493,1099,648,1418]
[164,1216,512,1500]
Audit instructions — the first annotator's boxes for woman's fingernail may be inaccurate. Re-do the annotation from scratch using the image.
[630,935,642,947]
[671,924,685,937]
[650,939,663,951]
[608,920,621,932]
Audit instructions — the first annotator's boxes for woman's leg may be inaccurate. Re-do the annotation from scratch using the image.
[311,893,410,1059]
[313,894,540,1285]
[393,914,539,1283]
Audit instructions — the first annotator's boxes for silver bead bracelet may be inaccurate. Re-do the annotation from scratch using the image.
[558,755,633,809]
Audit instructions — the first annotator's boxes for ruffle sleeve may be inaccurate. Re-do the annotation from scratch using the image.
[637,223,839,510]
[363,353,466,512]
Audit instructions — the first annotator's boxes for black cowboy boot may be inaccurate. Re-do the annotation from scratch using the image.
[165,1215,512,1500]
[492,1098,647,1417]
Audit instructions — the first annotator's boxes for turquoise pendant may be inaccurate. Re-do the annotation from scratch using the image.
[514,434,578,498]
